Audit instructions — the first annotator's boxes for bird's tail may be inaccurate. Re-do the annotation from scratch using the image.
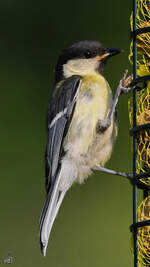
[39,168,66,256]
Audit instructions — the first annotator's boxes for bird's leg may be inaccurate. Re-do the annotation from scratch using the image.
[94,70,134,180]
[92,165,133,180]
[98,69,134,132]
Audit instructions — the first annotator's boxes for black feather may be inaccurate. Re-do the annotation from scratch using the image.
[45,75,81,194]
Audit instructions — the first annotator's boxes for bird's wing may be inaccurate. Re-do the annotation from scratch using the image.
[40,75,81,255]
[45,75,81,193]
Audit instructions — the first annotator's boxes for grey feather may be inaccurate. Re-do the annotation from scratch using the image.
[45,75,81,192]
[39,75,81,255]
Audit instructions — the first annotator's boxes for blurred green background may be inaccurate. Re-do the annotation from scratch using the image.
[1,0,135,266]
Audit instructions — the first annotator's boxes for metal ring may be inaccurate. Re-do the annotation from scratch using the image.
[131,75,150,87]
[130,219,150,232]
[134,171,150,181]
[131,27,150,37]
[130,123,150,136]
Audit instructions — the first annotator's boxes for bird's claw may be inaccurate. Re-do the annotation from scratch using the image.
[118,69,134,94]
[97,118,110,132]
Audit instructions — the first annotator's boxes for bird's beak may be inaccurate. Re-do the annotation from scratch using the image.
[98,48,122,61]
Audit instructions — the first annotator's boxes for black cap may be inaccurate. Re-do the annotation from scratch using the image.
[55,40,121,83]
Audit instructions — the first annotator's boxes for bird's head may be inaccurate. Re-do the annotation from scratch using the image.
[55,40,121,83]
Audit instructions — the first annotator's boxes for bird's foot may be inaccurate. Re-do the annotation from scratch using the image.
[118,69,134,94]
[97,70,134,133]
[97,118,110,132]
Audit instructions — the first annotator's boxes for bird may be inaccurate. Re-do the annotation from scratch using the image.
[39,40,133,256]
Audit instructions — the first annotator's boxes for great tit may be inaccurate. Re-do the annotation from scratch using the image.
[39,40,132,256]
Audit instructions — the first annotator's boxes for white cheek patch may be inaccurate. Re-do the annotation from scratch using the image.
[63,58,99,78]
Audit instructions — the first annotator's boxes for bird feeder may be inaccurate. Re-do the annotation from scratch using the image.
[129,0,150,266]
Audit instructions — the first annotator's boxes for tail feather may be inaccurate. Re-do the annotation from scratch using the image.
[39,168,66,256]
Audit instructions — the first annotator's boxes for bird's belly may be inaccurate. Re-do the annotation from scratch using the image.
[63,105,115,184]
[60,121,115,190]
[87,120,115,167]
[64,94,108,157]
[62,76,116,185]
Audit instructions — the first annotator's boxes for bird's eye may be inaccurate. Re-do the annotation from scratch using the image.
[84,50,92,58]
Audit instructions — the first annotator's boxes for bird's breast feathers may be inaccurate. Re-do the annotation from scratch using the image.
[63,74,116,175]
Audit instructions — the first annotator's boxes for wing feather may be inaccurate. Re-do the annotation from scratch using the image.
[45,75,81,193]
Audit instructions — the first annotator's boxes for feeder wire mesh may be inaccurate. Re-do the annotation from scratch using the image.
[129,0,150,267]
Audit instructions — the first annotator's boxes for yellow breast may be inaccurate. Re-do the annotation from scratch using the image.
[64,74,113,156]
